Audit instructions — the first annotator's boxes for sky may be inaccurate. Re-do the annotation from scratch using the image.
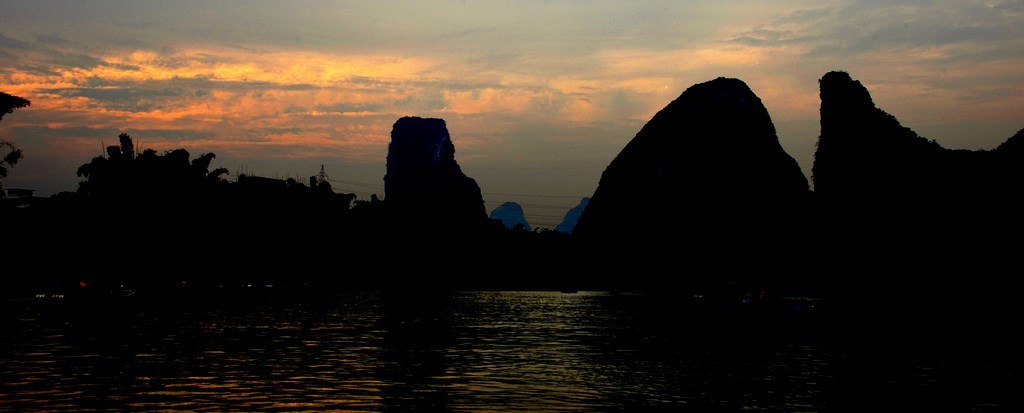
[1,0,1022,228]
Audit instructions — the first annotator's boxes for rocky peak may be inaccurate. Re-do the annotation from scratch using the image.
[573,77,810,241]
[382,116,486,226]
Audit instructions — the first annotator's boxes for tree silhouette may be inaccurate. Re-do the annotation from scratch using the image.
[0,92,30,196]
[76,133,228,199]
[0,140,22,195]
[0,92,30,121]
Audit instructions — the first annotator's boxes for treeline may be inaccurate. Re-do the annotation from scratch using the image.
[5,133,572,296]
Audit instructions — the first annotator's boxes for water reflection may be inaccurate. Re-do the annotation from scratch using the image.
[2,289,1003,411]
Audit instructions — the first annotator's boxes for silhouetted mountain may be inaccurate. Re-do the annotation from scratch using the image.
[383,116,486,229]
[489,201,531,232]
[11,74,1023,297]
[813,71,1024,208]
[571,77,812,291]
[808,71,1024,311]
[810,69,1024,268]
[554,197,588,234]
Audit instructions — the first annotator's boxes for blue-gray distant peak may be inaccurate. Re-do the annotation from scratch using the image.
[490,201,531,232]
[556,197,588,234]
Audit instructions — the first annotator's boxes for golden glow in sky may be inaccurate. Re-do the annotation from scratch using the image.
[2,1,1023,226]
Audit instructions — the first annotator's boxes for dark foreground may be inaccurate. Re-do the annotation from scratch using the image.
[1,289,1019,412]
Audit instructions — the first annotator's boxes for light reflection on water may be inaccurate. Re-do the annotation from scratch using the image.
[2,289,1008,412]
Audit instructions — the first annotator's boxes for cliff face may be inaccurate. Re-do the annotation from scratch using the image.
[567,77,813,291]
[805,72,1024,300]
[812,71,1023,206]
[573,77,810,242]
[383,116,486,227]
[812,71,946,200]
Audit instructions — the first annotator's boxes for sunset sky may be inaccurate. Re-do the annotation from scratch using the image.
[2,1,1022,227]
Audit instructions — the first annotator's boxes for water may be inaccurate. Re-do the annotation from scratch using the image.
[0,290,1017,412]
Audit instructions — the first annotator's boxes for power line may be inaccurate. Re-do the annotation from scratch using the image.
[327,178,383,190]
[465,166,605,170]
[514,202,585,209]
[483,192,589,199]
[235,168,591,206]
[320,177,591,201]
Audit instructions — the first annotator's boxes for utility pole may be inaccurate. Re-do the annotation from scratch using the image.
[315,164,329,185]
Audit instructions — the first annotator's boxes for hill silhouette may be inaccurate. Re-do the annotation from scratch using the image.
[489,201,531,232]
[572,77,812,290]
[383,116,486,230]
[4,73,1024,297]
[554,197,588,234]
[808,70,1024,304]
[3,76,1021,412]
[814,71,1024,206]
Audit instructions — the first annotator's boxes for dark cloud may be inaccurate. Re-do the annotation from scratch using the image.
[392,92,447,113]
[730,29,805,47]
[187,79,319,91]
[54,87,186,100]
[8,125,212,145]
[77,76,122,88]
[53,52,106,70]
[598,88,647,119]
[953,86,1023,103]
[464,53,520,70]
[10,125,117,140]
[241,127,305,136]
[212,134,273,144]
[0,31,104,71]
[135,129,220,142]
[729,1,1024,64]
[777,7,834,24]
[52,76,324,98]
[314,103,383,114]
[35,34,69,46]
[279,83,320,91]
[0,32,34,50]
[150,51,236,69]
[37,87,185,112]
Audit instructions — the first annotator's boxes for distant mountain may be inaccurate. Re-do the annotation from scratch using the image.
[383,116,486,228]
[556,197,588,234]
[490,201,531,231]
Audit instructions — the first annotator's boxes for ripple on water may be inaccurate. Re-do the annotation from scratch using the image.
[7,290,985,411]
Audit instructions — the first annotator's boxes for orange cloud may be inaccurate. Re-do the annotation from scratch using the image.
[75,47,435,87]
[0,44,447,165]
